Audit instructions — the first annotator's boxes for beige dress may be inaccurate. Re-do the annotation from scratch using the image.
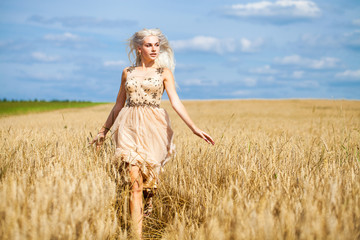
[111,66,175,189]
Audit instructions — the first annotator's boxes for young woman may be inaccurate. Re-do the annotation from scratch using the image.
[91,28,214,238]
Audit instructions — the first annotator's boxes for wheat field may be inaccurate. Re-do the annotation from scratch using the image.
[1,100,359,239]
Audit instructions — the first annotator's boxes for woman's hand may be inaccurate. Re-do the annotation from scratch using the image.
[90,132,106,151]
[193,127,215,145]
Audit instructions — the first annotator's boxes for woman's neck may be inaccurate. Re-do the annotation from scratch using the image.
[139,59,157,69]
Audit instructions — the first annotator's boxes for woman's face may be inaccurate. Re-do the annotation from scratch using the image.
[138,35,160,62]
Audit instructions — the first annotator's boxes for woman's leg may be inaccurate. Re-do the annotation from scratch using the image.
[129,165,143,238]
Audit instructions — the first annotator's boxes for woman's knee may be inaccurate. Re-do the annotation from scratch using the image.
[129,165,143,192]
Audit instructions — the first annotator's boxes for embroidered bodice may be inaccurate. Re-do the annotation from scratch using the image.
[125,66,164,108]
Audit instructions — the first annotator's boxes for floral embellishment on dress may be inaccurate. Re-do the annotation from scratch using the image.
[126,101,160,108]
[124,66,164,109]
[156,68,164,74]
[127,66,135,73]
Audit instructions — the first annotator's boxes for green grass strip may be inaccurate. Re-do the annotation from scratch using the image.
[0,101,106,117]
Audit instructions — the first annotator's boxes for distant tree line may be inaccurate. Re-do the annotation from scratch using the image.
[1,98,92,103]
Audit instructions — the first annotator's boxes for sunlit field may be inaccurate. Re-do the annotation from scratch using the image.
[1,100,359,239]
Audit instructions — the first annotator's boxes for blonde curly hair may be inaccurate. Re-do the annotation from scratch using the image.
[127,28,175,73]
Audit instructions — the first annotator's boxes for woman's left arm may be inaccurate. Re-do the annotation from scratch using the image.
[163,68,215,145]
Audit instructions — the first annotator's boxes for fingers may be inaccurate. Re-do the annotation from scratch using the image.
[89,134,105,148]
[199,131,215,145]
[96,144,101,152]
[89,137,99,145]
[204,135,215,145]
[96,137,104,146]
[91,138,104,152]
[204,136,215,145]
[204,133,215,145]
[89,137,98,145]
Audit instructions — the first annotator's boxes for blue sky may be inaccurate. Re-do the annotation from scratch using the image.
[1,0,359,101]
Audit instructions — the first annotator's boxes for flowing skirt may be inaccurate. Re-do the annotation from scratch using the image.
[110,106,175,189]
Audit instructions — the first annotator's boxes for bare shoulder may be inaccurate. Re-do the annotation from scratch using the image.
[122,66,135,79]
[161,67,173,80]
[161,67,171,74]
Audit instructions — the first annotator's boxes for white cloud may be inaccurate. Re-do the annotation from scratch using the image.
[231,90,252,96]
[343,30,360,48]
[222,0,321,22]
[31,52,59,62]
[240,38,264,52]
[43,32,97,49]
[243,77,257,86]
[181,78,217,86]
[292,71,304,78]
[299,33,338,47]
[103,60,126,67]
[29,15,137,28]
[171,36,263,54]
[29,72,64,81]
[276,55,302,64]
[274,55,339,69]
[335,69,360,79]
[44,32,80,41]
[353,19,360,27]
[297,31,360,49]
[306,58,338,69]
[175,63,205,72]
[344,30,360,37]
[264,76,275,82]
[19,67,67,81]
[294,80,319,88]
[300,33,320,45]
[250,65,278,74]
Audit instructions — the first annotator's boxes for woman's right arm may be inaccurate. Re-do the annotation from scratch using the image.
[90,68,128,146]
[99,68,128,135]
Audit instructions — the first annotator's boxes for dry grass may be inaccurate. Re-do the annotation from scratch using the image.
[1,100,359,239]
